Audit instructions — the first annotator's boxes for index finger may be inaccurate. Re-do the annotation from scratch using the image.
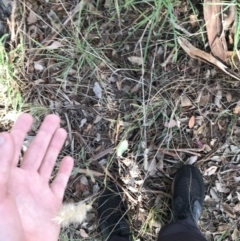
[10,113,33,166]
[21,114,60,171]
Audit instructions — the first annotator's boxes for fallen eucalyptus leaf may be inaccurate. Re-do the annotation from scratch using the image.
[188,116,195,128]
[34,61,44,71]
[232,228,240,241]
[181,95,192,107]
[214,89,222,108]
[27,10,37,24]
[215,182,230,193]
[234,105,240,114]
[128,56,143,66]
[80,175,89,186]
[80,229,89,238]
[117,140,128,157]
[221,202,236,218]
[47,41,64,49]
[186,156,198,165]
[164,119,177,128]
[93,82,102,99]
[204,166,218,176]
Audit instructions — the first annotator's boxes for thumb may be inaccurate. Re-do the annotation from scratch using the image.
[0,133,15,198]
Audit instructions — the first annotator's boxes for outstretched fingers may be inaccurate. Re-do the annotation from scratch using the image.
[21,115,60,171]
[0,133,15,199]
[51,156,73,200]
[38,128,67,181]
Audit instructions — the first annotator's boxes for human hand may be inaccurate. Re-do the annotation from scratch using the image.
[9,114,73,241]
[0,132,26,241]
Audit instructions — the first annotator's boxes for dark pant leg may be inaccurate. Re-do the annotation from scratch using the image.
[158,217,207,241]
[109,235,129,241]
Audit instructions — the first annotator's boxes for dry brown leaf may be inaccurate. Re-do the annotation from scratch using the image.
[189,14,198,27]
[34,61,44,71]
[214,89,222,108]
[89,3,103,17]
[186,156,198,165]
[234,176,240,182]
[127,56,143,66]
[226,92,232,102]
[218,224,228,232]
[78,168,104,177]
[188,116,195,128]
[236,192,240,201]
[195,123,206,135]
[94,115,102,124]
[232,228,240,241]
[47,41,64,49]
[203,0,228,64]
[234,105,240,114]
[80,229,89,238]
[221,203,236,218]
[164,120,177,128]
[178,37,240,81]
[233,203,240,212]
[210,188,220,201]
[80,175,89,186]
[217,120,224,131]
[27,10,37,24]
[204,166,218,176]
[181,95,192,107]
[215,182,230,193]
[199,95,209,106]
[93,82,102,99]
[131,84,139,93]
[210,139,217,146]
[148,158,157,176]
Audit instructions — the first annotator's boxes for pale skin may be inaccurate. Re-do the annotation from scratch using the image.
[0,113,73,241]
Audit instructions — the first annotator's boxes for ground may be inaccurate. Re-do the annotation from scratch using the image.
[1,0,240,240]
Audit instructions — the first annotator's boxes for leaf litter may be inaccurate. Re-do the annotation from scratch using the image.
[3,0,240,240]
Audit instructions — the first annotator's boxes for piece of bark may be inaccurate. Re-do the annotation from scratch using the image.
[178,37,240,81]
[204,0,228,64]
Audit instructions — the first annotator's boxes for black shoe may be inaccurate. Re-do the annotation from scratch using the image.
[172,165,205,223]
[97,184,130,241]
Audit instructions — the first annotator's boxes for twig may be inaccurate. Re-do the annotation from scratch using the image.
[10,0,16,42]
[114,114,121,144]
[161,48,175,68]
[196,148,219,166]
[64,112,72,143]
[144,189,172,199]
[196,140,221,166]
[153,146,202,157]
[172,21,192,37]
[87,147,114,163]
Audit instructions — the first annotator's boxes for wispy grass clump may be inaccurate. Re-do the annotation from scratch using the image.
[0,35,25,128]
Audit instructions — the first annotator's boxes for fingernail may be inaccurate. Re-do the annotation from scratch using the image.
[0,135,5,145]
